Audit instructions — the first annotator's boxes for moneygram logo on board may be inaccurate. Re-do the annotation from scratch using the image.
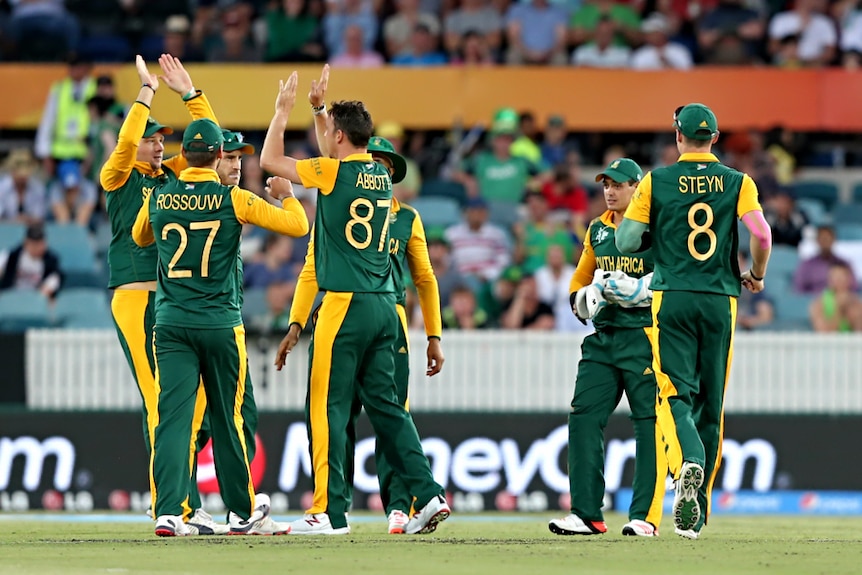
[0,436,76,491]
[196,434,266,494]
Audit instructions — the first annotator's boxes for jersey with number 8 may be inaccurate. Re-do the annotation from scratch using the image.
[297,154,395,294]
[625,154,761,297]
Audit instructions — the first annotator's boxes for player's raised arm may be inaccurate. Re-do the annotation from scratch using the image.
[738,174,772,293]
[260,72,301,183]
[100,56,159,192]
[231,177,308,237]
[309,65,331,158]
[616,173,653,254]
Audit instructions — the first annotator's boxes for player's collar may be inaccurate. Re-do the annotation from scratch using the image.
[178,167,220,183]
[344,152,373,162]
[678,152,719,162]
[134,161,164,177]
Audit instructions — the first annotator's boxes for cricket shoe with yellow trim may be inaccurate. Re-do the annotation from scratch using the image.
[548,513,607,536]
[228,493,291,535]
[388,510,409,534]
[673,462,704,533]
[621,519,658,537]
[406,495,451,534]
[155,515,191,537]
[288,513,351,535]
[188,508,230,535]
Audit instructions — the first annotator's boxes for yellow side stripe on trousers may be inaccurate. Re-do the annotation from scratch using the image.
[308,292,353,515]
[148,328,161,515]
[650,291,683,478]
[396,303,410,412]
[183,383,208,519]
[232,325,256,517]
[643,327,668,527]
[704,296,737,522]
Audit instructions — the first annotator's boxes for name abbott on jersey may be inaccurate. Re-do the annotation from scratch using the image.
[156,193,225,211]
[678,175,725,194]
[595,255,645,275]
[355,172,392,191]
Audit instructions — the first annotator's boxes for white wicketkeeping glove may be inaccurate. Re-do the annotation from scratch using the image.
[603,271,654,308]
[573,269,608,321]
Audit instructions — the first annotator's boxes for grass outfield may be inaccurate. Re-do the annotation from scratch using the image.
[0,513,859,575]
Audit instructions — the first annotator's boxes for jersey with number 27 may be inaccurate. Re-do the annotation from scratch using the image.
[296,154,395,294]
[624,152,762,297]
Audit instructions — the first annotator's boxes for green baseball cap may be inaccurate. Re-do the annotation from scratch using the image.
[368,136,407,184]
[182,119,224,152]
[500,265,523,283]
[143,116,173,138]
[595,157,643,184]
[222,129,255,154]
[674,103,718,141]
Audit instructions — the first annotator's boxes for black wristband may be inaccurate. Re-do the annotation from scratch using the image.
[749,269,763,282]
[142,83,156,93]
[288,321,303,331]
[428,335,441,342]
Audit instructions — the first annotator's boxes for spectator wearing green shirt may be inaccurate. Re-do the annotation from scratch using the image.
[455,118,544,203]
[569,0,642,48]
[264,0,325,62]
[515,190,577,275]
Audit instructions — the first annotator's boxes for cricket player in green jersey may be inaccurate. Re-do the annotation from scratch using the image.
[278,134,445,535]
[616,103,772,540]
[132,118,309,537]
[549,158,667,538]
[261,70,448,536]
[100,54,219,533]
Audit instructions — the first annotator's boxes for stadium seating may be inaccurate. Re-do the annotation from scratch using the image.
[488,201,521,230]
[773,292,813,331]
[796,198,827,226]
[831,203,862,226]
[835,223,862,241]
[852,183,862,203]
[0,289,51,331]
[54,288,111,327]
[242,287,269,327]
[45,224,101,288]
[409,197,462,228]
[791,181,840,210]
[419,179,467,205]
[0,222,26,252]
[77,34,132,63]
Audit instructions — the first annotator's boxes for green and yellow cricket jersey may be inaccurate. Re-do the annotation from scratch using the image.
[289,198,443,338]
[99,93,219,288]
[625,152,762,297]
[131,168,308,329]
[296,154,395,294]
[569,210,653,330]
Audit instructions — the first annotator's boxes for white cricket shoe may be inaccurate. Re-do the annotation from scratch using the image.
[675,527,700,540]
[228,493,291,535]
[155,515,191,537]
[621,519,658,537]
[188,508,229,535]
[288,512,350,535]
[673,462,704,533]
[548,513,607,536]
[405,495,450,535]
[388,510,409,534]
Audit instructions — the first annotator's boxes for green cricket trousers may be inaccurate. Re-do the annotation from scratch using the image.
[652,290,736,531]
[150,323,257,520]
[306,292,442,530]
[568,326,667,527]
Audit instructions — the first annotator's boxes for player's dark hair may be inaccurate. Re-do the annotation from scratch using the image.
[680,135,712,149]
[329,100,374,148]
[184,149,220,167]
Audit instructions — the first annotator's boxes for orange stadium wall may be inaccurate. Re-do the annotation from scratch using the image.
[4,64,862,132]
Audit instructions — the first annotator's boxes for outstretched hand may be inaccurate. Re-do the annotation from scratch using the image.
[135,55,159,90]
[274,323,302,371]
[308,64,329,108]
[276,71,299,116]
[158,54,193,95]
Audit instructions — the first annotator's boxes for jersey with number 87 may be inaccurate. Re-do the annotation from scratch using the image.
[295,155,396,294]
[623,154,762,297]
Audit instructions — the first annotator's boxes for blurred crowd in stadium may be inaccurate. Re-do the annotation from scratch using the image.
[4,0,862,68]
[1,0,862,334]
